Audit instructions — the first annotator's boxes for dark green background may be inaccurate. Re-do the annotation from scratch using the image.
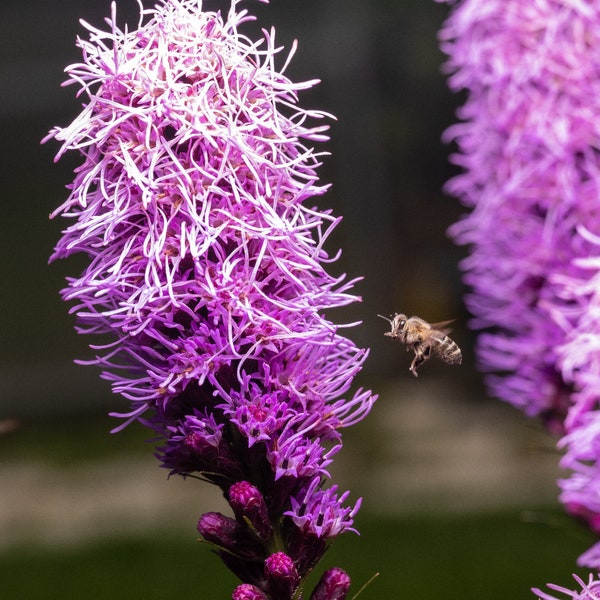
[1,513,593,599]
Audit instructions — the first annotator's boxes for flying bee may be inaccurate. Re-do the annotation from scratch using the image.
[378,313,462,377]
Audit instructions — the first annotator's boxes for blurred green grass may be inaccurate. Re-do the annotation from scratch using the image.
[0,511,592,600]
[0,413,153,465]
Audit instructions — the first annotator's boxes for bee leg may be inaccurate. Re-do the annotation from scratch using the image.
[409,344,431,377]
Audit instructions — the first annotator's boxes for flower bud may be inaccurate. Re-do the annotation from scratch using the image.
[232,583,269,600]
[264,552,300,600]
[198,512,263,560]
[310,567,351,600]
[229,481,272,541]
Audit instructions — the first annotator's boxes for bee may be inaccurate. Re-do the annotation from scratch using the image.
[378,313,462,377]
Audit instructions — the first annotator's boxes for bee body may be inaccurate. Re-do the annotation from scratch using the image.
[379,313,462,377]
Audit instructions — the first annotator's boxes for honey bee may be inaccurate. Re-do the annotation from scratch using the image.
[378,313,462,377]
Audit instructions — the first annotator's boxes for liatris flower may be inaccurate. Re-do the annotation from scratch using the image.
[438,0,600,568]
[45,1,375,597]
[437,0,600,428]
[533,574,600,600]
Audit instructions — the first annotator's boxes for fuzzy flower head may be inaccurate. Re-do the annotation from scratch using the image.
[438,0,600,427]
[438,0,600,570]
[46,0,374,596]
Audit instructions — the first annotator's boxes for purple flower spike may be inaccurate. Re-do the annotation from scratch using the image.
[310,568,351,600]
[46,0,375,595]
[198,511,263,561]
[438,0,600,568]
[437,0,600,428]
[287,477,361,539]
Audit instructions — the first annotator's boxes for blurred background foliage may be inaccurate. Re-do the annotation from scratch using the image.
[0,0,592,598]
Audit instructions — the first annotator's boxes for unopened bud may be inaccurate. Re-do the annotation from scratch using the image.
[310,567,351,600]
[232,583,269,600]
[264,552,300,600]
[229,481,272,540]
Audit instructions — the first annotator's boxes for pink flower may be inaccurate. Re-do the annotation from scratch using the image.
[46,1,375,596]
[438,0,600,569]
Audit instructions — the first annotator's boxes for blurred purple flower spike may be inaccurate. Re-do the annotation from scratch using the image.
[438,0,600,570]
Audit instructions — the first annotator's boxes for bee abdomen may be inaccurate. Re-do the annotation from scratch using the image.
[437,337,462,364]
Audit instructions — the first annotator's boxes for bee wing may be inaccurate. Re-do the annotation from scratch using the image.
[429,329,451,344]
[429,319,455,335]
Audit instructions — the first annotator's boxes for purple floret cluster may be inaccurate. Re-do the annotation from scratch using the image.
[534,574,600,600]
[46,1,375,597]
[437,0,600,570]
